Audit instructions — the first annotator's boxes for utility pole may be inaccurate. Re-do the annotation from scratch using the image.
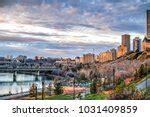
[145,63,148,91]
[13,71,17,82]
[42,81,45,100]
[113,68,115,89]
[73,77,75,100]
[35,85,37,100]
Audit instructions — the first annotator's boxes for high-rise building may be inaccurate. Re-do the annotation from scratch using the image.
[133,37,141,52]
[142,37,150,51]
[110,48,117,60]
[141,10,150,52]
[147,10,150,39]
[98,50,112,63]
[82,53,95,63]
[117,45,127,57]
[79,56,84,63]
[122,34,130,52]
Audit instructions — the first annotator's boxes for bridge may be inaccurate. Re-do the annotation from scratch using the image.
[0,68,55,72]
[0,67,57,76]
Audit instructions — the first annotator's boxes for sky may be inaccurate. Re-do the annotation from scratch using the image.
[0,0,149,58]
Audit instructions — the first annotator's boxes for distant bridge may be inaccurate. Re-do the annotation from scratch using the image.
[0,67,58,76]
[0,67,56,72]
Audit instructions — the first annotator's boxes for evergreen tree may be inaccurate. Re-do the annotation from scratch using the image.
[90,79,98,94]
[54,82,63,95]
[138,64,147,78]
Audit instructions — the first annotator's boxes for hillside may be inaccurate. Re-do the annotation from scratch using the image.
[124,51,150,60]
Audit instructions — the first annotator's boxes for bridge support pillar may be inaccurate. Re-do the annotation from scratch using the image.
[13,71,17,82]
[35,75,39,81]
[37,71,40,76]
[15,71,17,75]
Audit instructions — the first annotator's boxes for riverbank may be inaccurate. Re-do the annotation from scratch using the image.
[63,86,89,94]
[0,86,89,100]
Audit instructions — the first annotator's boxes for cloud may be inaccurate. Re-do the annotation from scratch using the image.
[0,0,149,57]
[0,39,118,58]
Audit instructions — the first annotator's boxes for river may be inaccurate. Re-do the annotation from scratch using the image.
[0,73,52,96]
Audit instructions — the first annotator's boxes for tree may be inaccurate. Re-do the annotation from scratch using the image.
[136,64,147,78]
[76,63,82,70]
[80,73,87,81]
[47,83,52,96]
[90,79,98,94]
[115,77,126,93]
[134,69,139,80]
[29,83,37,99]
[116,77,124,85]
[42,81,45,100]
[76,73,88,83]
[54,82,63,95]
[71,67,77,72]
[96,79,102,93]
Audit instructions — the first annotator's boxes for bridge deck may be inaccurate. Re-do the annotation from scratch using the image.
[0,68,56,72]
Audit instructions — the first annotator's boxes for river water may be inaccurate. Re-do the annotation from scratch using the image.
[0,73,52,96]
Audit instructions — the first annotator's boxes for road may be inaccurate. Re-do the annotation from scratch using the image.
[136,78,150,90]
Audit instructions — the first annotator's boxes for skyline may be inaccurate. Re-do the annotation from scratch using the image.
[0,0,149,58]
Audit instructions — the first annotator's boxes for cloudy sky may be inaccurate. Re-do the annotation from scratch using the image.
[0,0,149,58]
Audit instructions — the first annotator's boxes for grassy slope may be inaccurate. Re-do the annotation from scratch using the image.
[45,94,73,100]
[84,93,107,100]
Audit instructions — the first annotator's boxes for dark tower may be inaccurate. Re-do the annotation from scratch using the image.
[147,10,150,39]
[122,34,130,52]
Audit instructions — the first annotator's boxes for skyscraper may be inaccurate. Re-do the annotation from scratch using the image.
[122,34,130,52]
[111,48,117,60]
[147,10,150,39]
[133,37,141,52]
[142,10,150,52]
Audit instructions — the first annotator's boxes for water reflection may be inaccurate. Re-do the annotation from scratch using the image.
[0,73,51,96]
[13,73,17,82]
[35,75,39,81]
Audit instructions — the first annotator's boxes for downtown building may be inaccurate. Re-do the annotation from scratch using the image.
[133,37,141,52]
[98,49,117,63]
[79,56,84,63]
[79,53,95,64]
[98,50,112,63]
[142,10,150,51]
[117,34,130,57]
[147,10,150,39]
[122,34,130,52]
[110,48,117,60]
[117,45,127,57]
[142,37,150,51]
